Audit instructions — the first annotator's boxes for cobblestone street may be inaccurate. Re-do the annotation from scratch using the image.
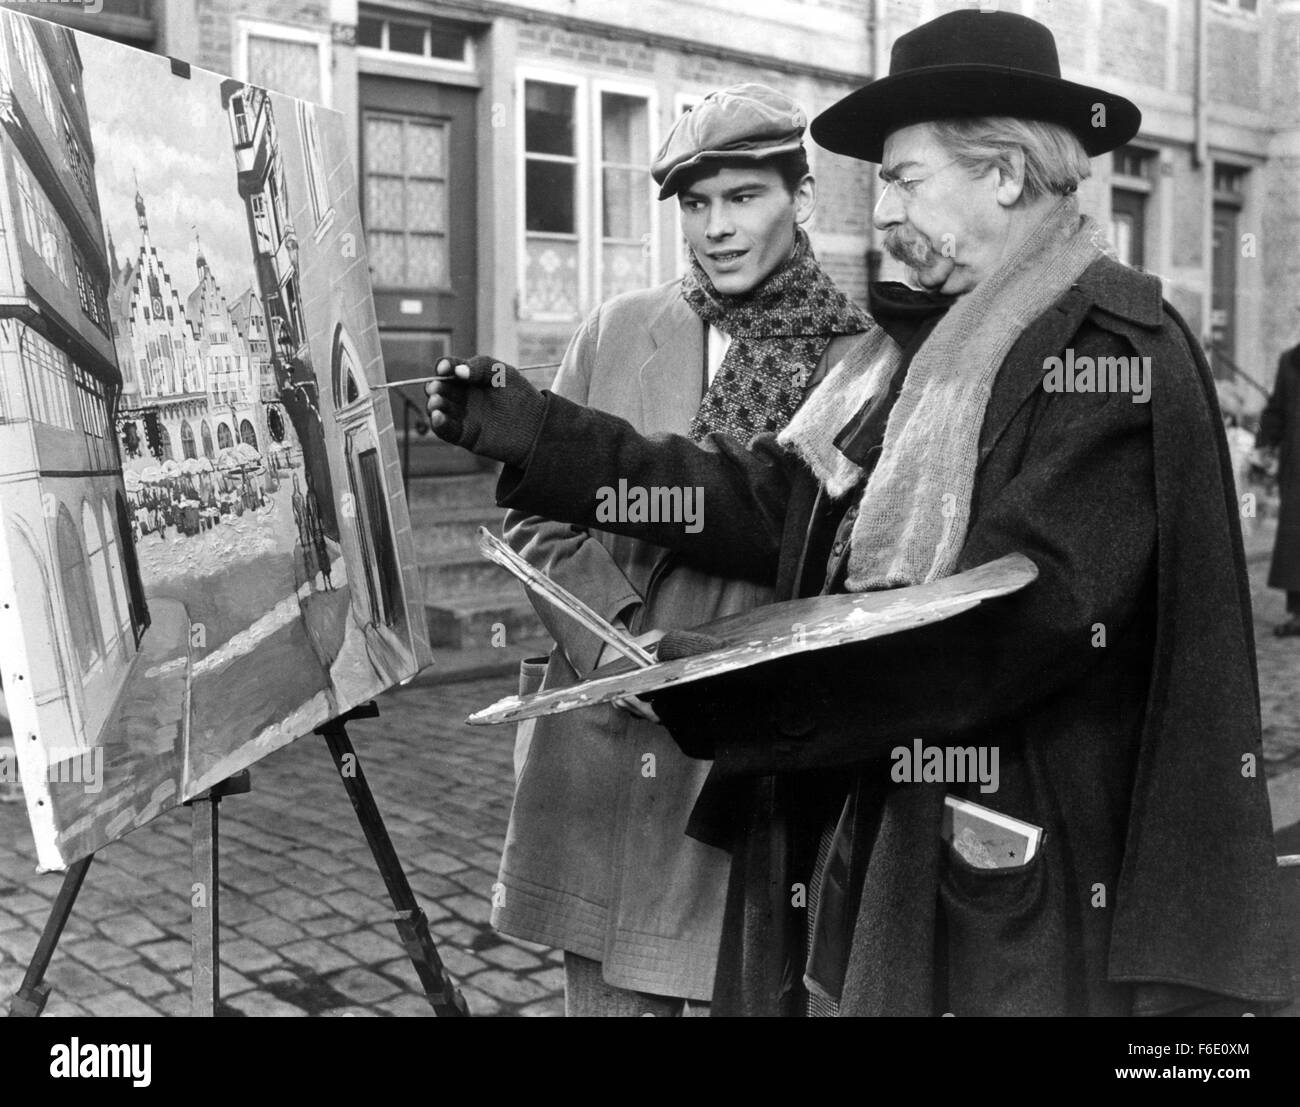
[0,526,1297,1017]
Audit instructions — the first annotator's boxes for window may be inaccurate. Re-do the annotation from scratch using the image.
[180,419,196,459]
[74,367,107,439]
[158,422,173,461]
[57,505,102,674]
[1112,147,1156,183]
[1110,147,1155,271]
[20,329,75,430]
[14,161,68,284]
[200,420,214,458]
[83,500,117,659]
[298,102,334,233]
[11,18,56,132]
[238,21,330,106]
[62,108,93,201]
[239,419,258,449]
[100,500,132,642]
[599,92,653,300]
[519,75,657,320]
[1212,0,1257,12]
[363,111,448,289]
[217,422,233,450]
[73,250,106,330]
[356,10,474,68]
[1214,163,1248,202]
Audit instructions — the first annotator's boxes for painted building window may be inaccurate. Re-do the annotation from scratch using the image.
[20,329,75,430]
[200,419,214,457]
[73,249,106,330]
[363,111,448,289]
[239,419,257,449]
[57,504,102,674]
[520,76,656,319]
[83,500,117,659]
[14,160,68,284]
[101,500,132,642]
[217,422,233,450]
[158,422,173,461]
[61,107,93,201]
[11,18,56,132]
[298,101,334,232]
[180,419,196,459]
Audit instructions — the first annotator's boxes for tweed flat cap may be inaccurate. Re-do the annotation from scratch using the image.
[651,83,807,200]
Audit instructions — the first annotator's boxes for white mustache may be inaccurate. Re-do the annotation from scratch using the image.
[885,229,939,268]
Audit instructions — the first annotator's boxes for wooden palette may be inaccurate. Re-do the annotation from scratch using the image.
[466,552,1037,726]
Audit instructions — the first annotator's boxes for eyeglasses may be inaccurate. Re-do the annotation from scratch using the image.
[878,159,960,202]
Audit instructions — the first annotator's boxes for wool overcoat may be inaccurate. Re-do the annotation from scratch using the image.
[494,278,860,1000]
[494,256,1293,1016]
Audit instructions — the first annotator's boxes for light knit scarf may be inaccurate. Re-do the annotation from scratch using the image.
[778,196,1109,591]
[682,227,870,442]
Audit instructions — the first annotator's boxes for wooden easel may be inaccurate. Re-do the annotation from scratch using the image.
[6,701,468,1017]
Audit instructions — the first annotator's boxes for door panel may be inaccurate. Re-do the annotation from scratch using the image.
[360,77,476,437]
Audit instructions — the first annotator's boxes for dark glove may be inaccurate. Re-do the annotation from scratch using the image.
[423,355,548,466]
[646,630,749,760]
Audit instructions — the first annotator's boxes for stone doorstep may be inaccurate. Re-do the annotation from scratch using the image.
[424,594,546,650]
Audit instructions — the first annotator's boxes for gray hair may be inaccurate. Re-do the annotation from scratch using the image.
[927,117,1092,202]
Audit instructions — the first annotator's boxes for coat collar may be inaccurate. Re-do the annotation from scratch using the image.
[638,287,706,436]
[977,256,1163,466]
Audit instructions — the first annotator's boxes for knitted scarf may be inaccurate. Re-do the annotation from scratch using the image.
[779,196,1110,591]
[683,227,870,442]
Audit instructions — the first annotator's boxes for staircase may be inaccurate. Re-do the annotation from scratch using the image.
[406,436,549,653]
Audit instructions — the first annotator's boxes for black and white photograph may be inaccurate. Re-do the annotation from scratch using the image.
[0,0,1296,1072]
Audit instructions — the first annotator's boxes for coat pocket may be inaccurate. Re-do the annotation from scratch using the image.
[938,845,1062,1015]
[512,656,550,781]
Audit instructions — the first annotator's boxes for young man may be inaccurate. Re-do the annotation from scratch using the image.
[429,10,1291,1017]
[492,84,868,1016]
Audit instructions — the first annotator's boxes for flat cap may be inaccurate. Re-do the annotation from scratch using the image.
[651,83,807,200]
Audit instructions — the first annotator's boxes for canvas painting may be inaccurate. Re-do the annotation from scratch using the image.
[0,10,432,871]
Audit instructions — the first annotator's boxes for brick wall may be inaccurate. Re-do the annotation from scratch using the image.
[1208,21,1263,112]
[1097,0,1167,89]
[193,0,331,76]
[516,22,654,72]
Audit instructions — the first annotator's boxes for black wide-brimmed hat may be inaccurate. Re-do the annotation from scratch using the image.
[811,10,1141,164]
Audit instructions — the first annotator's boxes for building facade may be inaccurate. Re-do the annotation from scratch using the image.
[0,10,147,755]
[27,0,1285,409]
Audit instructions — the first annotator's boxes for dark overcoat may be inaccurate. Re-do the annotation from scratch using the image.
[496,256,1293,1016]
[1259,343,1300,592]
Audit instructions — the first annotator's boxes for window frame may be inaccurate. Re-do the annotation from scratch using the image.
[517,68,590,322]
[592,78,659,304]
[234,19,332,108]
[356,9,477,73]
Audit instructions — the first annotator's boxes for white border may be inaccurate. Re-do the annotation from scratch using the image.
[234,18,333,109]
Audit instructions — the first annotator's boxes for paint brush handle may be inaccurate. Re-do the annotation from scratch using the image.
[474,527,657,669]
[373,363,561,389]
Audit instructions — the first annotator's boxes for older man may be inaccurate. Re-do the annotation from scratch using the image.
[427,11,1291,1016]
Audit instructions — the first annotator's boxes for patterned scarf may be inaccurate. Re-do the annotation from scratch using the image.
[779,196,1110,591]
[683,227,870,442]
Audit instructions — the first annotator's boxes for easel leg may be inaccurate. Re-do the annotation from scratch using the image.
[317,704,469,1016]
[185,770,249,1018]
[6,854,93,1017]
[190,792,219,1017]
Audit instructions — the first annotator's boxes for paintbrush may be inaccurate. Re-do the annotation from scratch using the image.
[475,527,657,668]
[372,362,561,389]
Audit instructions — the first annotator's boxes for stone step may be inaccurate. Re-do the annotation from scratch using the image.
[420,555,519,601]
[396,430,487,477]
[425,591,546,649]
[405,470,500,511]
[409,504,510,559]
